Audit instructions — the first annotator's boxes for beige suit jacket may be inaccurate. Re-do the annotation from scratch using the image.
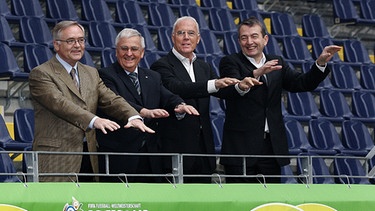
[29,56,138,182]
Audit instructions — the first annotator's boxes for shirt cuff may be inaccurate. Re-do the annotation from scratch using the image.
[89,116,98,129]
[315,61,327,72]
[128,115,143,122]
[235,83,250,96]
[208,79,219,93]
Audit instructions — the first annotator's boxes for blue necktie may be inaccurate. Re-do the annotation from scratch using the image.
[129,72,141,95]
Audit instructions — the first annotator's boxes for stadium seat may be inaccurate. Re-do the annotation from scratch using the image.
[81,0,114,23]
[333,0,375,25]
[155,27,173,52]
[341,120,374,156]
[0,0,12,17]
[238,10,266,27]
[333,155,371,184]
[45,0,80,22]
[87,21,116,49]
[19,17,53,47]
[284,118,316,155]
[115,1,147,25]
[286,92,322,122]
[270,12,299,38]
[263,34,283,56]
[10,0,44,18]
[311,37,341,62]
[147,3,176,27]
[209,96,225,153]
[179,5,210,30]
[307,119,344,155]
[281,36,315,64]
[232,0,260,11]
[342,39,372,66]
[360,65,375,92]
[133,25,159,53]
[80,50,96,67]
[301,14,331,38]
[13,108,34,144]
[360,0,375,20]
[100,48,116,68]
[0,112,32,151]
[200,0,228,8]
[351,91,375,124]
[280,164,298,184]
[206,8,237,34]
[301,61,334,91]
[330,63,363,93]
[296,153,335,184]
[0,147,19,182]
[139,52,161,69]
[319,89,353,123]
[195,29,224,56]
[222,31,240,55]
[23,44,54,73]
[0,43,29,81]
[204,55,223,76]
[0,16,24,47]
[169,0,198,6]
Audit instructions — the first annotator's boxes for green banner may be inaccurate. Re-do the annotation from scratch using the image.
[0,183,374,211]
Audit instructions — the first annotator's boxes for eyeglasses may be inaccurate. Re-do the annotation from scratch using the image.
[119,46,141,53]
[174,30,199,37]
[57,38,86,45]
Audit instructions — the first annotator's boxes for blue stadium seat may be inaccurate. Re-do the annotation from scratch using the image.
[296,153,335,184]
[169,0,198,6]
[0,0,11,17]
[200,0,228,8]
[282,36,315,64]
[284,118,316,155]
[206,8,237,34]
[341,120,374,156]
[147,3,176,27]
[351,91,375,124]
[13,108,34,145]
[360,0,375,20]
[333,155,371,184]
[155,27,173,52]
[204,55,223,76]
[319,89,353,123]
[10,0,44,18]
[80,50,96,67]
[342,39,372,66]
[179,5,210,30]
[195,29,223,57]
[360,65,375,92]
[87,21,116,49]
[270,12,299,38]
[23,44,54,73]
[100,48,116,68]
[232,0,259,11]
[0,111,32,151]
[0,43,29,81]
[209,96,225,154]
[0,16,25,47]
[301,14,331,38]
[263,34,283,56]
[311,37,341,63]
[330,63,363,93]
[0,147,19,182]
[115,1,147,25]
[286,92,322,122]
[45,0,80,22]
[139,52,161,69]
[81,0,114,23]
[301,61,334,91]
[333,0,375,25]
[280,164,298,184]
[133,25,159,53]
[308,119,344,155]
[19,17,53,47]
[222,31,240,55]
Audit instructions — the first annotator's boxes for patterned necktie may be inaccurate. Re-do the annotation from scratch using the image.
[129,72,141,95]
[70,68,79,90]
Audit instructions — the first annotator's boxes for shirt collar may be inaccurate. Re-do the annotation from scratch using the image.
[56,54,78,73]
[244,53,266,69]
[124,66,139,75]
[172,47,197,64]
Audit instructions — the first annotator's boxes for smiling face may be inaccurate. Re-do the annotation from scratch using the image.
[116,35,145,72]
[172,18,200,60]
[53,25,85,67]
[238,24,268,63]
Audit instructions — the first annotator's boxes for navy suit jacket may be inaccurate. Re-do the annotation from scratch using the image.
[96,62,183,172]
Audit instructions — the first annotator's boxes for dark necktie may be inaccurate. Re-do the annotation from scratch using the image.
[70,68,79,90]
[129,72,141,95]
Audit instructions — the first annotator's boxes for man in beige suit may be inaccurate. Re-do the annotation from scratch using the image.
[29,21,154,182]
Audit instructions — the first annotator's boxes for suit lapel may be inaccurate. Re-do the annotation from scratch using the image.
[168,52,193,82]
[116,63,143,104]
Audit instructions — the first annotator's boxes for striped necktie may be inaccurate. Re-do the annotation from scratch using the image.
[129,72,141,95]
[70,68,79,90]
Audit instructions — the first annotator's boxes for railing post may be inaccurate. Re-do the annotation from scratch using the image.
[172,154,183,184]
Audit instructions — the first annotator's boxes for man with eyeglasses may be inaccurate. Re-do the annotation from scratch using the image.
[150,16,240,183]
[96,28,199,183]
[29,21,155,182]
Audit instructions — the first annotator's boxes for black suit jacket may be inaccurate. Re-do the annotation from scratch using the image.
[96,62,183,174]
[150,51,224,172]
[219,52,330,167]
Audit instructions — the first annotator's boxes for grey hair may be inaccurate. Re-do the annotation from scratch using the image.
[52,21,85,40]
[172,16,200,34]
[115,28,145,49]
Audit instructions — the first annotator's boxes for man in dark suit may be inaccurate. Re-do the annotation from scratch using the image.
[29,21,154,182]
[150,16,240,183]
[219,17,341,183]
[96,28,199,182]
